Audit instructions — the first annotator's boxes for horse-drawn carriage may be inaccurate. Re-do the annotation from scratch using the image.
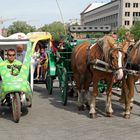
[46,25,140,119]
[46,34,74,105]
[46,25,116,105]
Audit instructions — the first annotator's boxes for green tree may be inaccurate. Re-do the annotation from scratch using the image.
[7,21,36,36]
[40,21,67,41]
[91,32,104,38]
[130,21,140,41]
[117,26,129,39]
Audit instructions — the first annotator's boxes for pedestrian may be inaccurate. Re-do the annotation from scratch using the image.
[16,44,26,63]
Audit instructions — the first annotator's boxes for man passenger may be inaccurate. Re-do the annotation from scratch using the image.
[16,44,26,63]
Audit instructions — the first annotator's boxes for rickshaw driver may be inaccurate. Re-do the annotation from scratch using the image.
[1,49,22,75]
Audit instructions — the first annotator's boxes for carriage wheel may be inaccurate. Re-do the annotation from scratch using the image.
[11,93,21,123]
[60,68,68,106]
[46,70,53,95]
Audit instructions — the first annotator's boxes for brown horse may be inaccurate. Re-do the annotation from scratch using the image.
[71,35,126,118]
[121,40,140,119]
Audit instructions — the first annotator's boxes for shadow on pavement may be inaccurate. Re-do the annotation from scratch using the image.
[34,84,127,118]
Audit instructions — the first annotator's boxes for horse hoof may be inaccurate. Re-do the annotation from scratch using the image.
[78,105,85,111]
[124,114,130,119]
[89,113,97,118]
[106,112,113,117]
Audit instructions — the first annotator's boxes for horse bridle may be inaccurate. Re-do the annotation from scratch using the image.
[124,43,140,75]
[108,47,124,71]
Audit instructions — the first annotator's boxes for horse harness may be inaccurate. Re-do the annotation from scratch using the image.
[123,40,140,93]
[124,43,140,76]
[86,41,123,74]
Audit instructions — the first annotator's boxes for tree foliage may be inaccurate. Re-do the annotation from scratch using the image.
[7,21,36,36]
[117,26,129,39]
[6,20,140,42]
[40,21,67,41]
[130,21,140,41]
[6,21,67,41]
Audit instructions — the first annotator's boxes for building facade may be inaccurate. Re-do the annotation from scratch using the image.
[80,0,140,30]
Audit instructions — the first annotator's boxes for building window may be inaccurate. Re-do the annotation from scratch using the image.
[125,12,130,17]
[133,3,138,8]
[133,12,135,17]
[124,20,130,25]
[125,3,130,8]
[133,12,140,17]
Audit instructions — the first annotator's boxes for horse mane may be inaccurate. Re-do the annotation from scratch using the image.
[98,35,115,62]
[105,35,116,46]
[134,39,140,48]
[134,40,140,63]
[128,39,140,63]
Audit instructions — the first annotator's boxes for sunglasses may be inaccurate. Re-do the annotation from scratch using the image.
[7,54,16,56]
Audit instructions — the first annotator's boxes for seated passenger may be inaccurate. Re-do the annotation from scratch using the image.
[111,32,117,41]
[58,39,65,49]
[16,44,26,63]
[52,38,59,53]
[31,44,40,74]
[35,47,48,80]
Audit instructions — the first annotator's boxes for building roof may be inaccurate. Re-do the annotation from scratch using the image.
[82,2,107,14]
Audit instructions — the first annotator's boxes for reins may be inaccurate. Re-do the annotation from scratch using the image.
[79,42,93,88]
[123,44,133,70]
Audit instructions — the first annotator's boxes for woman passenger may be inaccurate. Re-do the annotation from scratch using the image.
[35,47,48,80]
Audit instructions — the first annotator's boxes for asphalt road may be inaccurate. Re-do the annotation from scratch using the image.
[0,82,140,140]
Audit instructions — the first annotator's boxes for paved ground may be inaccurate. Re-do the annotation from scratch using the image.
[0,82,140,140]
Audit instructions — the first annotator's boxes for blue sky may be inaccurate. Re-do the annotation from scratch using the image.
[0,0,110,28]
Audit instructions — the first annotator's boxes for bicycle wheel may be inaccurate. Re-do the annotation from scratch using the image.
[11,93,21,123]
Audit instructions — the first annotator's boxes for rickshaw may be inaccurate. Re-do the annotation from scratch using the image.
[0,33,33,123]
[27,32,54,90]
